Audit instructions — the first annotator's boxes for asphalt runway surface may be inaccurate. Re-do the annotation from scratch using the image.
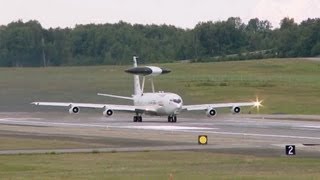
[0,112,319,156]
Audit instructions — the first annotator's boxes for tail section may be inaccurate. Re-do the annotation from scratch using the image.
[133,56,142,96]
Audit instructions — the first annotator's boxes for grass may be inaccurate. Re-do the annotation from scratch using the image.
[1,58,320,114]
[0,151,319,179]
[0,137,104,150]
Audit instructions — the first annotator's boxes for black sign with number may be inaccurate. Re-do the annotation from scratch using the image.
[285,145,296,155]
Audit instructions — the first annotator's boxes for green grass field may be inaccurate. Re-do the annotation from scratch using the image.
[0,151,319,179]
[1,58,320,114]
[0,137,105,150]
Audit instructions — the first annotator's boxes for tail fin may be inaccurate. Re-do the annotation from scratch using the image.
[133,56,142,96]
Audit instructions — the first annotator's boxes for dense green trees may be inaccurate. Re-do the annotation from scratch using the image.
[194,17,248,57]
[0,17,319,67]
[0,20,43,66]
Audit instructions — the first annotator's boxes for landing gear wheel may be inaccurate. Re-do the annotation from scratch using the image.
[133,116,142,122]
[172,116,177,123]
[168,115,177,123]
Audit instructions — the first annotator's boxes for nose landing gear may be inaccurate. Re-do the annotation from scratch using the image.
[168,115,177,123]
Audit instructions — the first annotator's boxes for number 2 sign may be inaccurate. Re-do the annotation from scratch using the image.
[285,145,296,155]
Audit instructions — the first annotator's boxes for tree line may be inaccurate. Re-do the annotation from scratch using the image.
[0,17,319,67]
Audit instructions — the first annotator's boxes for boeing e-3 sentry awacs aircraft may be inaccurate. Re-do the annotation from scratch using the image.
[32,56,262,123]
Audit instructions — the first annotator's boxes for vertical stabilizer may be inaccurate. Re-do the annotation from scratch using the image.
[133,56,142,96]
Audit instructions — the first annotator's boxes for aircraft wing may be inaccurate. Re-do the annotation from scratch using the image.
[183,102,259,111]
[31,102,158,113]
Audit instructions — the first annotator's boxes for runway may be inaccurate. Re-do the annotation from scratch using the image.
[0,112,319,156]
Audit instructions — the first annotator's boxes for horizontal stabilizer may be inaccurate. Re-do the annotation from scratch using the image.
[97,93,133,100]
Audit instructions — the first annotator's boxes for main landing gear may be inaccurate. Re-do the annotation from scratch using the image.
[133,115,142,122]
[168,115,177,123]
[133,115,177,123]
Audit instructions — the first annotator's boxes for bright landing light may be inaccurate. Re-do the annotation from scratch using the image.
[253,97,263,112]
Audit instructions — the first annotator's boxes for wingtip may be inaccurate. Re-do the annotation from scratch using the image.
[255,100,263,107]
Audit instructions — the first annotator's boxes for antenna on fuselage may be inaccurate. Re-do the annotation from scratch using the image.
[150,78,155,93]
[140,77,155,93]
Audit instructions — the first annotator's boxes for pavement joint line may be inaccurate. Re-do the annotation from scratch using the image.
[0,145,267,155]
[185,130,320,140]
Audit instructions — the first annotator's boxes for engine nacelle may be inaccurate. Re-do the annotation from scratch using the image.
[103,108,113,117]
[69,106,80,114]
[206,108,217,117]
[231,106,241,114]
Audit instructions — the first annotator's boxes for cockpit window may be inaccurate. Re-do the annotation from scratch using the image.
[173,99,182,104]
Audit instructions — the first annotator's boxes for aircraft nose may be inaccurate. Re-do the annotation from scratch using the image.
[174,103,182,114]
[177,103,182,109]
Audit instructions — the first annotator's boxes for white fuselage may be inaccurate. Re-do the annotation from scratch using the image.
[133,92,183,116]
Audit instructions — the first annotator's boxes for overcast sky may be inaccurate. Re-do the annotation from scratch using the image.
[0,0,319,29]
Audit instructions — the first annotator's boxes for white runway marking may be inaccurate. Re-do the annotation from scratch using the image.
[121,125,216,131]
[291,127,320,131]
[302,125,320,129]
[291,125,320,131]
[0,119,217,131]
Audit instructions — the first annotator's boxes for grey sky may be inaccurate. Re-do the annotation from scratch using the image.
[0,0,319,29]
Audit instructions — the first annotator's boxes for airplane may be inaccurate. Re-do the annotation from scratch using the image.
[32,56,262,123]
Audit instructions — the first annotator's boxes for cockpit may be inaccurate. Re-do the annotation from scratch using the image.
[171,99,182,104]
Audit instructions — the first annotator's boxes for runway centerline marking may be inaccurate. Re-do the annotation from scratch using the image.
[0,119,217,131]
[301,125,320,129]
[120,126,217,131]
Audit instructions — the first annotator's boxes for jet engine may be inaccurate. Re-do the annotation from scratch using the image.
[69,106,80,114]
[206,108,217,117]
[103,108,113,117]
[231,106,241,114]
